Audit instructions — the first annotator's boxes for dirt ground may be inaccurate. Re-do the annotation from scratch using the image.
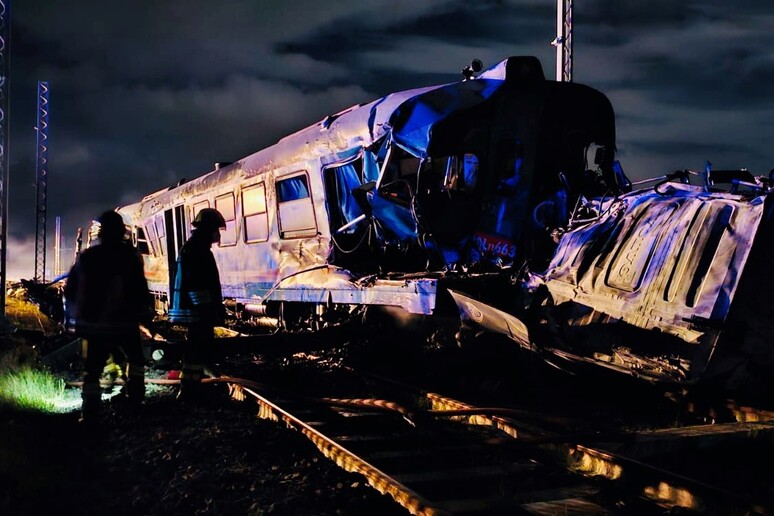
[0,284,404,515]
[0,383,408,516]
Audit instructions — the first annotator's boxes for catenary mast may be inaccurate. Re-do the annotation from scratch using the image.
[554,0,573,82]
[33,81,49,282]
[0,0,10,318]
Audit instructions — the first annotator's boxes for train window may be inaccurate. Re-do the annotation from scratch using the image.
[243,183,269,243]
[277,173,317,239]
[192,200,209,220]
[145,223,157,255]
[135,226,150,255]
[494,138,526,196]
[154,215,166,255]
[215,193,237,246]
[323,159,364,234]
[427,153,479,192]
[378,146,421,206]
[398,156,421,178]
[277,175,309,202]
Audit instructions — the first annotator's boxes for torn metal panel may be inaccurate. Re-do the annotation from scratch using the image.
[448,289,531,349]
[449,181,770,383]
[388,79,504,158]
[544,183,764,344]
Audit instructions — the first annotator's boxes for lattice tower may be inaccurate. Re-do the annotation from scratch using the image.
[554,0,573,82]
[0,0,10,316]
[34,81,49,282]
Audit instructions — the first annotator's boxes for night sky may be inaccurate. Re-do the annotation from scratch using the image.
[6,0,773,280]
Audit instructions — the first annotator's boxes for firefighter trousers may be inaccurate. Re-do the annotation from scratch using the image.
[179,322,215,397]
[81,327,145,421]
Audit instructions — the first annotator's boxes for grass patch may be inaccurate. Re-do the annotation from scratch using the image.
[1,283,79,412]
[0,336,77,413]
[0,367,69,412]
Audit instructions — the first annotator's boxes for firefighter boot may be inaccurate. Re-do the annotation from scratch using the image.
[80,382,102,427]
[125,362,146,408]
[177,364,205,401]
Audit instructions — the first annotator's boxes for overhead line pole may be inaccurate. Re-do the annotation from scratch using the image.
[0,0,10,318]
[554,0,573,82]
[54,215,61,277]
[34,81,49,283]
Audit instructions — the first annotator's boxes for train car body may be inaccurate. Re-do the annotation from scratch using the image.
[118,56,618,323]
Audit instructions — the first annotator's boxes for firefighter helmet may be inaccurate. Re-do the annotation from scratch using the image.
[192,208,227,229]
[97,210,126,241]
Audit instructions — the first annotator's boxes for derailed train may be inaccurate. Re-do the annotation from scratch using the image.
[114,56,774,385]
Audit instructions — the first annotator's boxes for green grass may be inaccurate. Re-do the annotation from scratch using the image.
[1,284,80,412]
[0,336,80,413]
[0,366,72,412]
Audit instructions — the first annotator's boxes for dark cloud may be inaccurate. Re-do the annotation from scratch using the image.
[627,140,750,159]
[612,44,774,111]
[4,0,773,279]
[577,1,698,28]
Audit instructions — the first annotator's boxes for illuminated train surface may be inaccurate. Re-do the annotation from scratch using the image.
[116,56,774,386]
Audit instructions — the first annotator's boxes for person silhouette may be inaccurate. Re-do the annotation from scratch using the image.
[65,210,152,425]
[169,208,226,400]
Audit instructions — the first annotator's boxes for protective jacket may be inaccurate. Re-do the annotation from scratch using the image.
[64,241,152,335]
[169,230,224,325]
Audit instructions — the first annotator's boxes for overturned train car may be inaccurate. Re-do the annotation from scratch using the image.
[115,55,772,385]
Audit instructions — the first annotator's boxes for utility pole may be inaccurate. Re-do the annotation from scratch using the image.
[54,215,61,277]
[553,0,573,82]
[34,81,49,283]
[0,0,10,318]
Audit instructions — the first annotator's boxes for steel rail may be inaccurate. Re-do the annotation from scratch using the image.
[219,377,448,516]
[67,370,774,513]
[423,390,772,513]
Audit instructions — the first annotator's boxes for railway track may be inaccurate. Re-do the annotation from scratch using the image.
[62,331,774,514]
[201,369,774,515]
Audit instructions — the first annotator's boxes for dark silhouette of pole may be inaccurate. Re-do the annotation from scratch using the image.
[553,0,573,82]
[0,0,10,318]
[34,81,49,282]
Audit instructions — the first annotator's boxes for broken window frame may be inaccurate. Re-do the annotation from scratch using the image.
[154,214,167,256]
[376,141,422,207]
[145,222,157,256]
[323,153,366,235]
[135,226,151,255]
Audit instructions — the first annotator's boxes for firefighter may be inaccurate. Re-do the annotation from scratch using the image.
[169,208,226,399]
[64,210,152,425]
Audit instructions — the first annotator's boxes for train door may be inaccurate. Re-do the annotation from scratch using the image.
[275,171,320,274]
[163,204,187,297]
[323,157,369,268]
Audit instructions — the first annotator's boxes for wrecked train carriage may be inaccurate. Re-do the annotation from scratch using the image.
[453,175,774,385]
[117,56,622,329]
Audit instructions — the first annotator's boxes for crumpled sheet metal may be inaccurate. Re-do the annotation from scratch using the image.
[448,289,531,348]
[544,183,765,344]
[252,266,437,315]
